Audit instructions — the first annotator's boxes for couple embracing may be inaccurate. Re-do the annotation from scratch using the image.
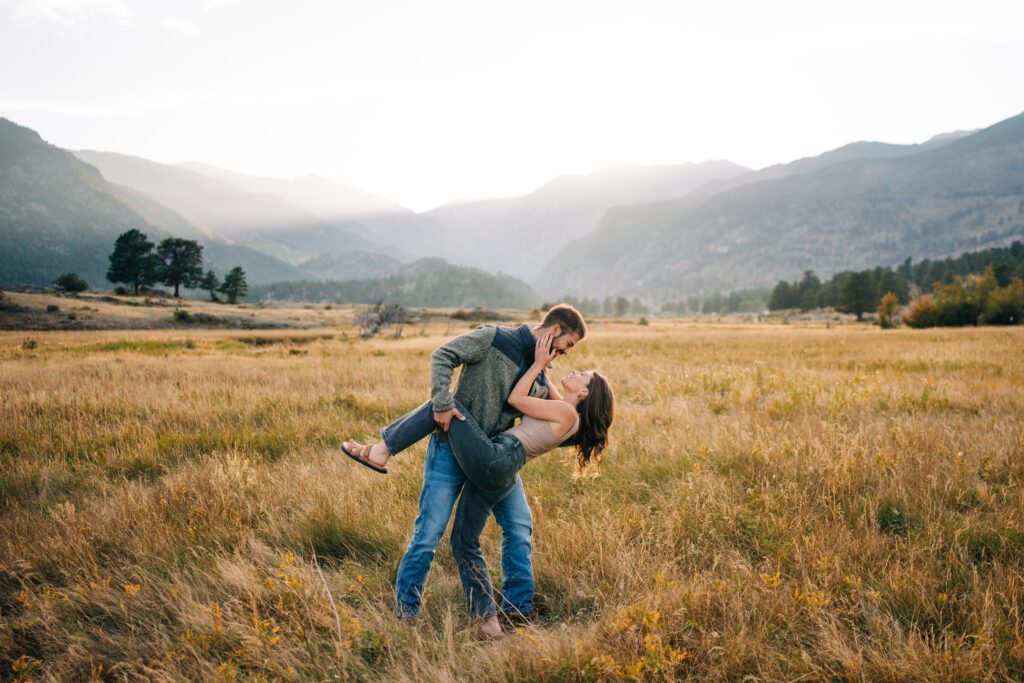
[342,304,615,638]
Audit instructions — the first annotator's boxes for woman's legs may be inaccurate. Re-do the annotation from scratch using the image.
[445,403,503,492]
[450,482,501,629]
[344,399,438,469]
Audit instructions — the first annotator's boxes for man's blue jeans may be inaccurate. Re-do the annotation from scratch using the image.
[394,434,534,618]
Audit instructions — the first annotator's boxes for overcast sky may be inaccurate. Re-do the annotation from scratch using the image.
[2,0,1023,211]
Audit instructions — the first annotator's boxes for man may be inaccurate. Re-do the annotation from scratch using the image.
[376,304,587,621]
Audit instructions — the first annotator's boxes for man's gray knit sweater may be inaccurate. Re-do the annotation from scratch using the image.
[430,323,548,440]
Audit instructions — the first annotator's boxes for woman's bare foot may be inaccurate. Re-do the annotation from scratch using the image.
[342,439,392,470]
[477,615,504,640]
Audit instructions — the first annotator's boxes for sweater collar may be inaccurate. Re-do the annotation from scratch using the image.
[516,324,548,387]
[516,324,536,362]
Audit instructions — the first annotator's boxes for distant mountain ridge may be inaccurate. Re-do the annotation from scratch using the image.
[178,162,410,221]
[407,160,753,282]
[182,157,755,283]
[74,151,390,265]
[538,113,1024,300]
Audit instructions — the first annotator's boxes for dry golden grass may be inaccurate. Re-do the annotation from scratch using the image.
[1,316,1022,681]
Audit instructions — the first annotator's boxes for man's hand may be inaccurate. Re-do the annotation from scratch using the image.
[433,408,466,431]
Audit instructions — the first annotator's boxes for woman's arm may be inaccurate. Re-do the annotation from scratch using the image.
[545,377,563,401]
[508,333,576,431]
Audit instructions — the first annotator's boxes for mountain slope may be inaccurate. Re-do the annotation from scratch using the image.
[539,114,1024,300]
[74,151,386,264]
[0,119,157,287]
[0,118,308,287]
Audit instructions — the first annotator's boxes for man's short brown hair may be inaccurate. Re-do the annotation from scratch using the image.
[541,303,587,339]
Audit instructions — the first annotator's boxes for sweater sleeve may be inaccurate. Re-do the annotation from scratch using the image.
[430,325,495,412]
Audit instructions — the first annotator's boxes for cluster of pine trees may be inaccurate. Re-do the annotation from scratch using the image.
[104,229,248,303]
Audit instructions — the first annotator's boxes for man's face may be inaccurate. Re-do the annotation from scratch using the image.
[550,330,582,356]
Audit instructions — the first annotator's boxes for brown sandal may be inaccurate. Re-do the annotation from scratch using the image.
[341,441,388,474]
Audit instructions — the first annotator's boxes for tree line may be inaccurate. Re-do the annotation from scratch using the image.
[101,229,248,303]
[902,267,1024,327]
[550,296,650,318]
[767,241,1024,321]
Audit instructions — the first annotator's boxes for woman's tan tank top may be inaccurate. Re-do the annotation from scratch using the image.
[505,413,580,459]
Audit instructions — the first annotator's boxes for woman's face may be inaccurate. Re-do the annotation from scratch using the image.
[561,370,594,397]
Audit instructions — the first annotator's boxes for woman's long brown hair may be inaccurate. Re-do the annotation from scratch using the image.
[574,371,614,471]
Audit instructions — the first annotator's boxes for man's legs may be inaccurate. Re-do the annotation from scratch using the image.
[394,434,464,618]
[450,483,499,619]
[491,475,535,616]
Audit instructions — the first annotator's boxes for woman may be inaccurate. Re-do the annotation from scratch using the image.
[342,333,614,638]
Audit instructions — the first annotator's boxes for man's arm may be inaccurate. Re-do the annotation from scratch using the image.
[430,325,495,416]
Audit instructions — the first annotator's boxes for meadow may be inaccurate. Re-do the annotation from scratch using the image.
[1,313,1022,681]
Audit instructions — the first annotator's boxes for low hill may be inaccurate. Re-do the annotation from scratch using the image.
[252,258,539,308]
[299,250,402,281]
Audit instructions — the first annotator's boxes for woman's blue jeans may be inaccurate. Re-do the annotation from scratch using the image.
[384,401,534,619]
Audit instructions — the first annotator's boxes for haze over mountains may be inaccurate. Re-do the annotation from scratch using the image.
[0,118,308,288]
[540,114,1024,300]
[3,110,1024,307]
[0,119,541,306]
[74,151,387,266]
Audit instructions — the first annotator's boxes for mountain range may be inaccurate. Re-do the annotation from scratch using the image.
[4,110,1024,307]
[538,116,1024,299]
[0,118,540,306]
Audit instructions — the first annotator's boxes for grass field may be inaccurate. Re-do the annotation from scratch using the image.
[1,312,1022,681]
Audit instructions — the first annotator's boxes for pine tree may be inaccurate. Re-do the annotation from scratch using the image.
[157,238,204,297]
[219,267,248,304]
[839,270,880,321]
[106,229,160,295]
[769,281,793,311]
[199,270,221,302]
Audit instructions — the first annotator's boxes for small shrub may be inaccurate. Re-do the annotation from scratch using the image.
[878,500,909,535]
[904,294,940,328]
[638,316,650,326]
[173,308,191,322]
[877,292,900,329]
[54,272,89,292]
[980,278,1024,325]
[22,338,38,350]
